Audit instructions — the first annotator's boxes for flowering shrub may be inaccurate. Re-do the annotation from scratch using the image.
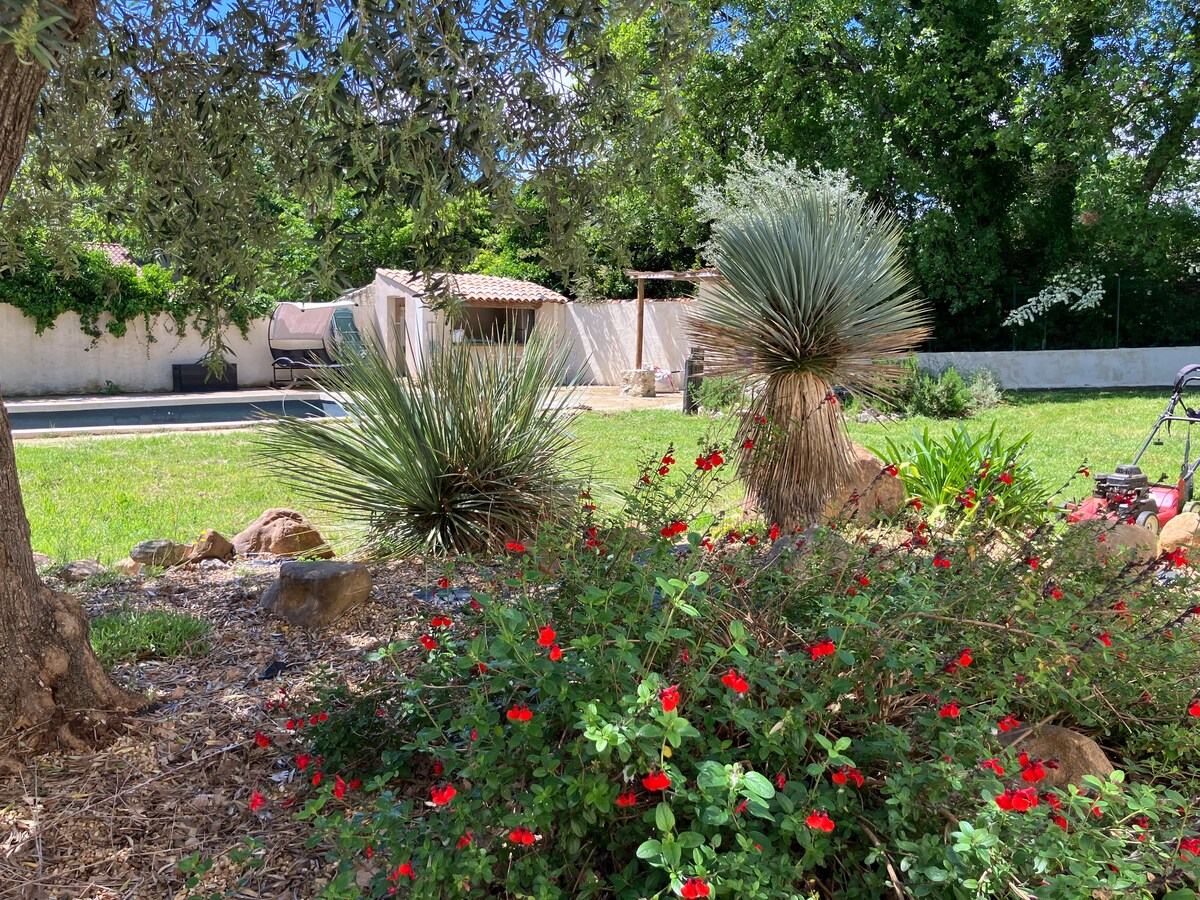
[276,451,1200,899]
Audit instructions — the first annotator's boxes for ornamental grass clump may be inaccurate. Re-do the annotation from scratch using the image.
[257,334,579,556]
[269,449,1200,899]
[688,185,931,530]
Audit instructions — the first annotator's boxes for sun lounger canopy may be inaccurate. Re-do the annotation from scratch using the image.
[268,300,361,386]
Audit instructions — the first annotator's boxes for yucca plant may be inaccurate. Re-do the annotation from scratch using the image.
[689,186,931,528]
[257,334,580,556]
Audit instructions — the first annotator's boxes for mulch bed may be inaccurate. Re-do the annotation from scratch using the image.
[0,558,474,899]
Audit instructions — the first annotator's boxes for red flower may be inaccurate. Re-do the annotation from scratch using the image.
[742,439,754,450]
[1188,699,1200,717]
[349,778,361,789]
[681,877,711,898]
[754,414,767,424]
[1052,814,1068,830]
[1043,791,1062,810]
[1025,556,1039,569]
[809,639,836,660]
[1181,837,1200,859]
[642,770,671,791]
[641,474,652,484]
[721,669,749,693]
[735,799,748,815]
[509,826,536,845]
[393,861,416,880]
[995,787,1038,812]
[997,713,1021,732]
[932,554,951,569]
[1021,760,1047,783]
[856,574,870,587]
[659,521,687,537]
[616,790,637,807]
[769,522,781,541]
[506,541,526,553]
[1165,546,1189,568]
[939,701,960,718]
[658,465,670,476]
[469,598,482,610]
[431,615,452,628]
[431,783,457,805]
[1078,466,1090,477]
[457,831,474,849]
[957,648,973,667]
[333,775,347,799]
[1050,586,1064,600]
[1097,631,1113,647]
[312,772,322,786]
[548,643,563,661]
[248,789,265,812]
[419,634,438,650]
[831,765,863,787]
[662,454,675,465]
[295,753,311,771]
[433,761,444,776]
[660,685,681,712]
[710,451,724,466]
[999,471,1014,485]
[980,758,1005,776]
[805,810,835,832]
[884,464,899,477]
[507,704,533,722]
[437,576,451,589]
[776,772,787,789]
[254,731,269,748]
[537,624,557,646]
[907,498,922,510]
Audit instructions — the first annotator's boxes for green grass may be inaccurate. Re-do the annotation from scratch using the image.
[89,606,212,669]
[14,391,1193,562]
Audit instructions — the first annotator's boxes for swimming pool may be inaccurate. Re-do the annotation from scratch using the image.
[7,390,346,435]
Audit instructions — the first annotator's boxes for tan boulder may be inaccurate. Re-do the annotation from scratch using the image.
[998,724,1116,791]
[57,559,106,582]
[192,529,234,561]
[233,509,333,559]
[259,560,371,628]
[1158,512,1200,555]
[1063,520,1157,565]
[114,557,142,576]
[823,443,905,523]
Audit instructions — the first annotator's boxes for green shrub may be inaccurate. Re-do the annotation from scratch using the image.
[257,335,580,556]
[692,375,748,414]
[89,606,210,668]
[966,368,1005,412]
[270,452,1200,899]
[906,366,974,419]
[875,424,1050,528]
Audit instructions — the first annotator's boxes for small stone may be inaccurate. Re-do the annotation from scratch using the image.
[130,539,193,568]
[233,509,333,559]
[199,558,229,572]
[192,529,234,561]
[58,559,107,583]
[114,557,142,576]
[260,560,372,628]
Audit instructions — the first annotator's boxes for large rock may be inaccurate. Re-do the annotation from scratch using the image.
[114,557,142,576]
[1158,512,1200,555]
[259,560,371,627]
[1064,520,1157,565]
[57,559,106,583]
[130,538,192,568]
[619,369,656,398]
[233,509,333,559]
[998,724,1116,791]
[822,443,905,523]
[192,529,234,562]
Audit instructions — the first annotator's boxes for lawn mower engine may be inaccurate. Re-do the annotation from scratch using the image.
[1090,465,1158,518]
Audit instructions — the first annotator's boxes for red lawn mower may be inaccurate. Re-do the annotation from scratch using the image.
[1066,365,1200,536]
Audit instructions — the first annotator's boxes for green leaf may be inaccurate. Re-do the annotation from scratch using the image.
[741,771,776,800]
[635,839,662,861]
[655,802,675,833]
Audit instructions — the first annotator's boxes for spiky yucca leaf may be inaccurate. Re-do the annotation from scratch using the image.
[689,187,931,528]
[257,334,580,557]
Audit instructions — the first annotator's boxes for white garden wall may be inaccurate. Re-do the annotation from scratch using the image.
[563,301,691,385]
[918,347,1200,390]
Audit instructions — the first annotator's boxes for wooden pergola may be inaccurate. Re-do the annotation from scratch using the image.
[623,269,723,370]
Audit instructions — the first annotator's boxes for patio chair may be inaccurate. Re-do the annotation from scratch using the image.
[268,301,363,387]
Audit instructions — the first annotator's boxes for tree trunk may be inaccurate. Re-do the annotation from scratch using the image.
[0,10,145,748]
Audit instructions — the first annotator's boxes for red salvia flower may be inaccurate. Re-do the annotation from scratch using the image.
[805,810,835,832]
[1097,631,1113,647]
[1021,760,1047,783]
[1180,837,1200,859]
[506,541,526,553]
[980,758,1004,775]
[311,772,322,787]
[658,465,670,476]
[1042,792,1062,810]
[548,643,563,661]
[436,576,451,589]
[1165,546,1189,568]
[642,770,671,791]
[884,464,899,477]
[775,772,787,789]
[662,454,675,465]
[1050,586,1064,599]
[933,554,951,569]
[507,704,533,722]
[509,826,536,845]
[419,634,438,650]
[831,765,863,787]
[939,701,960,718]
[616,790,637,807]
[735,799,748,815]
[999,471,1014,485]
[957,648,973,667]
[394,861,416,880]
[433,761,444,776]
[537,624,557,646]
[856,574,870,587]
[709,451,724,467]
[769,522,781,541]
[469,597,482,610]
[457,831,474,849]
[721,669,749,693]
[680,877,711,898]
[431,615,452,628]
[348,778,361,789]
[742,439,754,449]
[997,713,1021,732]
[254,731,269,748]
[660,685,681,712]
[431,783,457,805]
[995,787,1038,812]
[809,639,836,660]
[1026,556,1039,569]
[248,789,265,812]
[295,753,310,771]
[1052,814,1068,830]
[1187,699,1200,717]
[333,775,347,799]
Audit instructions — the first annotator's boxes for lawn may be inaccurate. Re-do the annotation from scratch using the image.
[13,390,1190,562]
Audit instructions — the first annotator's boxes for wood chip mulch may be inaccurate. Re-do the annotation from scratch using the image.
[0,558,474,900]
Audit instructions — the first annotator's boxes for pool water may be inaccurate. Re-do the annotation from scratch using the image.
[8,397,346,432]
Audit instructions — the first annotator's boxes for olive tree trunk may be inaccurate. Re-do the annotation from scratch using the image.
[0,20,145,748]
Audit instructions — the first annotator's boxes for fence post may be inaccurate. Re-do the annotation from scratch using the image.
[1114,274,1121,349]
[683,350,704,415]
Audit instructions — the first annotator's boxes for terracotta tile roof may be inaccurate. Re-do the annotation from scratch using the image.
[376,269,568,304]
[84,242,137,268]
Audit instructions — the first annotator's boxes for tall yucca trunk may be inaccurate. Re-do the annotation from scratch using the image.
[741,374,852,530]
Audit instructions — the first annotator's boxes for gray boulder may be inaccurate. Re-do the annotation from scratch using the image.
[58,559,106,583]
[260,560,372,628]
[130,538,193,568]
